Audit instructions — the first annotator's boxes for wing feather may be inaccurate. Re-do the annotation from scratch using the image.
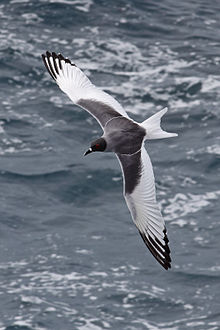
[117,147,171,270]
[42,51,129,128]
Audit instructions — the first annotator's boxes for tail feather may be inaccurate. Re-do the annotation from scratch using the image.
[140,107,178,140]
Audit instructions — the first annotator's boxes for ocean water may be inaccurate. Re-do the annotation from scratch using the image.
[0,0,220,329]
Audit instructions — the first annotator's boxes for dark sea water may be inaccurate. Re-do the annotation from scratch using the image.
[0,0,220,329]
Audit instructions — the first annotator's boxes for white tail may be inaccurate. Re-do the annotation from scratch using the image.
[140,107,178,140]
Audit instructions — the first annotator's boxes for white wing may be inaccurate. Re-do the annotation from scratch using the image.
[117,147,171,270]
[42,51,129,128]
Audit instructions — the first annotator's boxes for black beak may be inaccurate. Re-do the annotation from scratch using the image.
[84,147,93,156]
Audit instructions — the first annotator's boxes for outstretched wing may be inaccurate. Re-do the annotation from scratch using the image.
[42,51,129,128]
[117,147,171,270]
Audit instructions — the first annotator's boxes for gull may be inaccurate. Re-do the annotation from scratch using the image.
[42,51,178,270]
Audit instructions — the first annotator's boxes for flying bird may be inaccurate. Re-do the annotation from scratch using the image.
[42,51,178,270]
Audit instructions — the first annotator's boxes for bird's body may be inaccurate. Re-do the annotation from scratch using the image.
[42,51,178,270]
[104,116,145,154]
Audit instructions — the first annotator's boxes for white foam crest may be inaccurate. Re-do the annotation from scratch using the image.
[76,248,93,255]
[89,271,108,277]
[151,285,165,295]
[49,95,69,107]
[78,319,108,330]
[201,265,220,272]
[175,76,201,86]
[206,144,220,155]
[21,295,43,304]
[165,59,197,73]
[169,98,200,110]
[12,317,47,330]
[163,190,220,221]
[50,37,68,45]
[10,0,29,3]
[194,235,210,246]
[21,12,43,24]
[132,319,163,330]
[22,270,88,282]
[0,260,28,270]
[157,315,207,329]
[201,75,220,93]
[186,143,220,160]
[13,320,33,328]
[43,0,93,12]
[187,321,205,327]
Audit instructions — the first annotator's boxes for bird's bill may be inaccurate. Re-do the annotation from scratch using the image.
[84,147,93,156]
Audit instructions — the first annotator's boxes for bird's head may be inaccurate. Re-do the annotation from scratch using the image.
[84,137,107,156]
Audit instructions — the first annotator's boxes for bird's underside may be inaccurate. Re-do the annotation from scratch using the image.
[117,149,171,270]
[42,51,176,270]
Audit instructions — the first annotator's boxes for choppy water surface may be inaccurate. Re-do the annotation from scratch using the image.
[0,0,220,329]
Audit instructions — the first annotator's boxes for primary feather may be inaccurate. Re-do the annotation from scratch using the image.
[42,51,128,128]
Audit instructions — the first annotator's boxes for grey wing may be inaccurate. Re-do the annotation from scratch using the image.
[42,51,129,128]
[117,147,171,270]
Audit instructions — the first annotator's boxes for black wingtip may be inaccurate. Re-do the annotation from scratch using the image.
[51,52,59,74]
[58,53,65,61]
[42,51,77,79]
[42,52,56,80]
[139,230,171,270]
[57,53,76,66]
[65,58,71,64]
[46,50,51,57]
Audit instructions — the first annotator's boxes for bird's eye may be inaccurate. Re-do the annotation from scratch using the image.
[96,144,100,148]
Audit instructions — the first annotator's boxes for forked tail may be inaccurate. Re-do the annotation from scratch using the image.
[140,107,178,140]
